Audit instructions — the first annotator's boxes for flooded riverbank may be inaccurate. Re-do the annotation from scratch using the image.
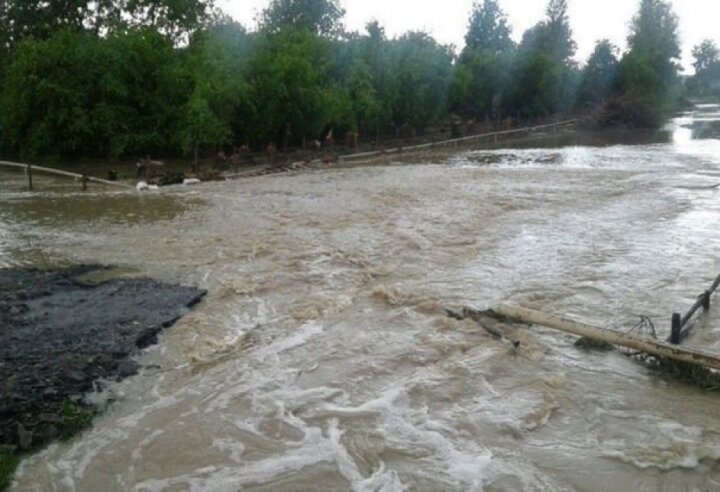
[2,106,720,490]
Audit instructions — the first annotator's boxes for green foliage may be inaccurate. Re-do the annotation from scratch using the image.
[506,0,578,118]
[0,401,95,491]
[0,0,215,48]
[59,401,95,441]
[508,51,563,118]
[688,40,720,98]
[451,0,514,119]
[0,0,694,161]
[179,21,252,154]
[248,28,333,144]
[452,50,512,118]
[0,30,102,159]
[577,40,619,107]
[122,0,216,40]
[0,1,88,47]
[627,0,680,69]
[344,62,381,132]
[520,0,576,63]
[386,32,454,132]
[692,40,720,74]
[464,0,514,53]
[603,0,682,127]
[259,0,345,37]
[0,449,20,491]
[98,29,190,157]
[0,28,188,159]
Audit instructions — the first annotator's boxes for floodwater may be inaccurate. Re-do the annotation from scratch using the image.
[2,106,720,491]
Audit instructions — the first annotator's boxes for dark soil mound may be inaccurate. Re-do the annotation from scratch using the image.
[0,265,206,451]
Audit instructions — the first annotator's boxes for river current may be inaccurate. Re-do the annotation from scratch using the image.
[2,106,720,491]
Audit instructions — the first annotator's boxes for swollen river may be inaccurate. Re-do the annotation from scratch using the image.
[3,107,720,490]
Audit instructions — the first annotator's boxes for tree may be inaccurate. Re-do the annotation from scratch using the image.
[693,40,720,74]
[689,40,720,98]
[510,0,578,117]
[624,0,680,93]
[520,0,575,64]
[604,0,681,126]
[464,0,513,53]
[508,51,563,118]
[386,32,454,133]
[178,21,253,158]
[248,29,334,146]
[94,28,189,156]
[577,39,618,107]
[0,1,89,47]
[259,0,345,37]
[451,0,513,119]
[627,0,680,67]
[0,0,215,49]
[542,0,576,63]
[0,30,100,159]
[343,61,381,134]
[121,0,216,41]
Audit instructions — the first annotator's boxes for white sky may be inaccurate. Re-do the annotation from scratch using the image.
[219,0,720,73]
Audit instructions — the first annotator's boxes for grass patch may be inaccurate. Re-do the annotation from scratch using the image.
[0,450,20,491]
[59,401,95,441]
[0,400,96,491]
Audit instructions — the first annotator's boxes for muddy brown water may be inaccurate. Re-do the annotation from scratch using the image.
[2,106,720,491]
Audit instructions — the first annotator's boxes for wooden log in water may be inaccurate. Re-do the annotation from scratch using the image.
[490,303,720,371]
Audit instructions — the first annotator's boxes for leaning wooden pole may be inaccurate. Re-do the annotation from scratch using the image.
[491,303,720,371]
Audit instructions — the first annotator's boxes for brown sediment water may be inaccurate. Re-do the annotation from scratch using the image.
[3,105,720,490]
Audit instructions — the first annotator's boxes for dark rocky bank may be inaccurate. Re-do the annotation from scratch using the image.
[0,265,206,454]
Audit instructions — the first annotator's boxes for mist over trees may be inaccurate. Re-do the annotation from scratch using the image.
[0,0,711,161]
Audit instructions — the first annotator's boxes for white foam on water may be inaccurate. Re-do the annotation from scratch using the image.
[314,385,492,490]
[601,420,720,470]
[254,321,324,358]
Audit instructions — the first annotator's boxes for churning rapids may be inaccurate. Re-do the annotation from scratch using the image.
[2,106,720,491]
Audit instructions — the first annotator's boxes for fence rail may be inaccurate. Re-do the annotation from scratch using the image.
[1,120,580,189]
[670,272,720,344]
[0,160,132,190]
[338,119,579,163]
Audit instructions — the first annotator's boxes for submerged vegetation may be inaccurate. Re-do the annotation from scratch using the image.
[0,0,716,162]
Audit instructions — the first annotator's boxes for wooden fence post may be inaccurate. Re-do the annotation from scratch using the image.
[702,291,711,311]
[26,164,33,191]
[670,313,682,345]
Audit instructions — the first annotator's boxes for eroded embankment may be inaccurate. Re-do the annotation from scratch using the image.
[0,266,205,462]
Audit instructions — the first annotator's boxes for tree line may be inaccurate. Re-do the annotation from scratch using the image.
[0,0,716,161]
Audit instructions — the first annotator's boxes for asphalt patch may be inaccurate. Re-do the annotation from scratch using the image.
[0,265,206,451]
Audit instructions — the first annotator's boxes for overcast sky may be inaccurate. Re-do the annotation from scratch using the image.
[218,0,720,73]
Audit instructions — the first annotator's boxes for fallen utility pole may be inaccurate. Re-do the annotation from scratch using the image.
[490,303,720,372]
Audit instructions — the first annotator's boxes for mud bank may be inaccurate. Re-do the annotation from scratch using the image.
[0,265,206,454]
